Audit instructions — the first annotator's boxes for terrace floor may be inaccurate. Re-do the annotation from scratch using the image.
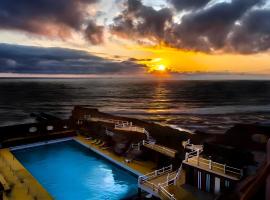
[75,136,157,175]
[0,148,52,200]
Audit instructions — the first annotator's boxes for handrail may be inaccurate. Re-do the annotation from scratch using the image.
[105,129,114,136]
[143,140,176,155]
[138,164,183,200]
[138,165,173,183]
[159,185,176,200]
[185,149,243,178]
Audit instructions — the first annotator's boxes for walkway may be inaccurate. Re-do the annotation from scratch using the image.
[143,141,177,158]
[0,148,52,200]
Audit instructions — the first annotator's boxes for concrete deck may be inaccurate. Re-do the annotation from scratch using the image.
[75,136,157,175]
[0,148,52,200]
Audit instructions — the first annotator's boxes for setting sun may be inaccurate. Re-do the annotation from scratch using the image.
[156,64,166,71]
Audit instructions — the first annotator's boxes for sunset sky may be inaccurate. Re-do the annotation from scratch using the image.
[0,0,270,78]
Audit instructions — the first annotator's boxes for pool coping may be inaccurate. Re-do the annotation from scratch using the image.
[10,137,73,150]
[74,138,143,177]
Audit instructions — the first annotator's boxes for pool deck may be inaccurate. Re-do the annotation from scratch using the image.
[75,136,157,176]
[0,148,53,200]
[0,136,156,200]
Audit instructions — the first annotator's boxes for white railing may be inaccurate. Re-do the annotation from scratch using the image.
[138,165,173,184]
[114,121,150,139]
[185,149,243,178]
[183,139,203,152]
[159,185,176,200]
[131,141,143,150]
[143,140,176,155]
[157,165,182,200]
[174,164,182,184]
[138,164,183,200]
[114,121,132,129]
[105,129,114,137]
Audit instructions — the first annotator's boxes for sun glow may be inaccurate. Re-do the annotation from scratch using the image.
[156,64,166,71]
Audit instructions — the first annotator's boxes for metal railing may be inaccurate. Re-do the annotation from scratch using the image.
[159,185,176,200]
[105,129,115,137]
[138,165,173,184]
[138,164,182,200]
[185,149,243,178]
[143,140,176,155]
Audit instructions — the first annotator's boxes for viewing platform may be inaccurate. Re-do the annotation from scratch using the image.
[183,152,243,180]
[182,139,243,181]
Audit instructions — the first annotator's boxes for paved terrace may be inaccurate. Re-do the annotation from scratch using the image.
[0,148,52,200]
[75,136,157,175]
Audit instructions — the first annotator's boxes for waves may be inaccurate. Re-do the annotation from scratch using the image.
[1,78,270,133]
[105,104,270,116]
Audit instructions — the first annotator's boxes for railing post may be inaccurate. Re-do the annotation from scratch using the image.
[196,150,200,165]
[185,152,188,161]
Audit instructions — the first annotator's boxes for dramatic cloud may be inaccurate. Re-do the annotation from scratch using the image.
[111,0,270,53]
[168,0,264,52]
[230,9,270,53]
[0,43,145,74]
[85,21,104,45]
[168,0,211,10]
[111,0,173,41]
[0,0,103,41]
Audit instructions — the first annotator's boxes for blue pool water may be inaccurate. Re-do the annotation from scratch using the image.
[13,140,138,200]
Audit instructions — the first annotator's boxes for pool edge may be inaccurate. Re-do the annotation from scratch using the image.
[74,138,143,177]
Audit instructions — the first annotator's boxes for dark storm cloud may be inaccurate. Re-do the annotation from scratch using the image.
[168,0,263,52]
[168,0,211,10]
[111,0,173,40]
[0,44,145,74]
[0,0,103,40]
[85,21,104,45]
[230,9,270,53]
[111,0,270,53]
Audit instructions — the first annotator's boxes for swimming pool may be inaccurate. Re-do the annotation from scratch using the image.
[13,140,138,200]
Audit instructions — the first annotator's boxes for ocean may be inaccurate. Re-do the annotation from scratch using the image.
[1,78,270,134]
